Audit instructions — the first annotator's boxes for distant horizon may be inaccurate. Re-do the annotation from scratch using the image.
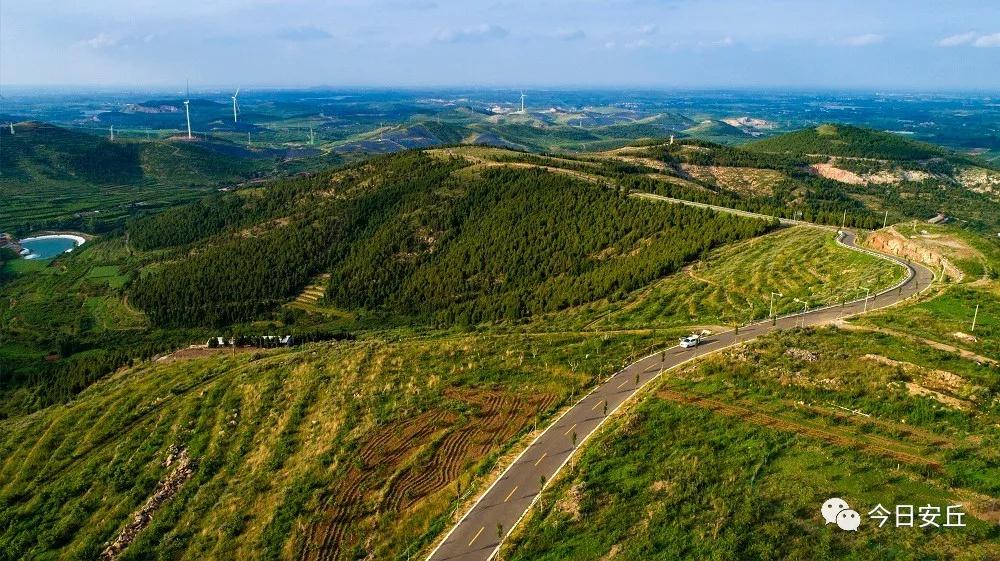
[2,85,998,96]
[3,1,999,91]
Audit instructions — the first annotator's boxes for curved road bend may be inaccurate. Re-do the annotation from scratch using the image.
[426,230,935,561]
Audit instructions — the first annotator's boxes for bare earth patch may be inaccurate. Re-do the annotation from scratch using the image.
[679,164,784,196]
[100,445,195,561]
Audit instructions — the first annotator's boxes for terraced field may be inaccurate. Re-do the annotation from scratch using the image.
[303,389,559,561]
[0,329,666,561]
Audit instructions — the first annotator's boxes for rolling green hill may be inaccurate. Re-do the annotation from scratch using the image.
[129,152,775,327]
[681,119,750,144]
[0,123,282,234]
[746,124,952,161]
[3,134,968,561]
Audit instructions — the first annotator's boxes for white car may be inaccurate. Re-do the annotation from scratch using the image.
[679,334,701,348]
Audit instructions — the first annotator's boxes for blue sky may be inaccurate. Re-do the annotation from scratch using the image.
[1,0,998,90]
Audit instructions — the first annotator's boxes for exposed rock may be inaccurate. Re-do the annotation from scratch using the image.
[555,482,585,520]
[865,227,963,281]
[952,331,978,343]
[784,347,819,362]
[100,445,196,561]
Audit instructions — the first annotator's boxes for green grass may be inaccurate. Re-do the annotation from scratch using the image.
[859,284,999,361]
[505,327,1000,561]
[83,265,129,289]
[541,226,905,330]
[0,330,667,561]
[83,296,149,331]
[1,257,50,276]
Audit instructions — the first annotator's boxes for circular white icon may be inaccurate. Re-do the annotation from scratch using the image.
[836,509,862,531]
[822,497,850,525]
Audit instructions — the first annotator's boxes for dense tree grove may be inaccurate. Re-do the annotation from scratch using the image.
[622,173,882,229]
[131,153,468,326]
[328,166,773,324]
[131,153,773,327]
[128,172,331,250]
[673,139,817,171]
[0,248,16,283]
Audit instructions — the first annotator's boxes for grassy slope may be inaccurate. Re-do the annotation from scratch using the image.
[541,226,905,330]
[504,230,1000,561]
[0,330,667,561]
[858,224,1000,361]
[505,324,1000,561]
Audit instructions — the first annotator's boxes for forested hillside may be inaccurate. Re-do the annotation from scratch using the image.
[131,152,774,327]
[746,124,953,161]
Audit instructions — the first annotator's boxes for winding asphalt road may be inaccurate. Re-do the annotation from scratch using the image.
[425,229,936,561]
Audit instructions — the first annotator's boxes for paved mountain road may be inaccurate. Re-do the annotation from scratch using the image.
[425,229,935,561]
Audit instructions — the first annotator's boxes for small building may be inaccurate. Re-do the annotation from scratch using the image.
[927,213,947,225]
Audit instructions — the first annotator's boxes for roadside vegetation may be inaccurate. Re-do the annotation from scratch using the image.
[503,225,1000,561]
[541,226,905,331]
[504,324,1000,561]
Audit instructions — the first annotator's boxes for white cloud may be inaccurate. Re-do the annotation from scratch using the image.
[82,33,118,48]
[432,24,508,43]
[713,36,734,47]
[974,32,1000,47]
[935,31,977,47]
[839,33,884,47]
[637,24,658,36]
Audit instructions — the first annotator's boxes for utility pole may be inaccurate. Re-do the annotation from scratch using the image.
[861,287,871,313]
[109,124,114,141]
[883,210,889,229]
[971,303,979,332]
[842,209,847,229]
[769,291,783,321]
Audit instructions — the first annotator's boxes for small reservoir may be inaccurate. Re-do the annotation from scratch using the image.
[19,234,86,259]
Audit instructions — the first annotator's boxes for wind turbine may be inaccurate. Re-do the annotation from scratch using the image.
[183,81,192,140]
[519,91,526,113]
[109,124,115,141]
[231,87,240,124]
